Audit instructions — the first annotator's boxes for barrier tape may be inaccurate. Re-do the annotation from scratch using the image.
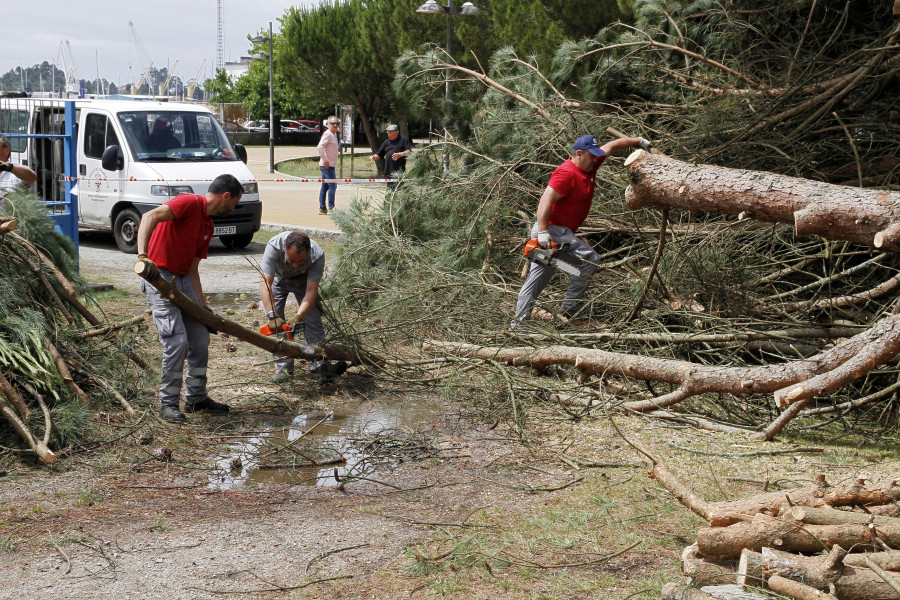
[62,176,397,183]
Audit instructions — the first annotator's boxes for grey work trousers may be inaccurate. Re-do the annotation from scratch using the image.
[142,270,210,408]
[270,276,327,373]
[513,223,599,323]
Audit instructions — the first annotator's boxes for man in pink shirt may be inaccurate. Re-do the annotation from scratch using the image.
[317,117,340,214]
[512,134,652,327]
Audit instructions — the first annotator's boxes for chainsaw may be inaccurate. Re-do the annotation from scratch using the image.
[523,238,580,276]
[259,321,302,340]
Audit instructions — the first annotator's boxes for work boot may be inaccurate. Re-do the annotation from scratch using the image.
[272,369,293,384]
[160,405,186,423]
[184,397,230,413]
[319,207,327,215]
[316,360,349,385]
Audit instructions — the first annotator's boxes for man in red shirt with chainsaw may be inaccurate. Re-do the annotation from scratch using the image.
[512,134,652,327]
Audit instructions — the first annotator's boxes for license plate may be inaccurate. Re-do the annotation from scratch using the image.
[214,226,236,235]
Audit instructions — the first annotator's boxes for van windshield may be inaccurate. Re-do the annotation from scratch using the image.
[116,111,239,162]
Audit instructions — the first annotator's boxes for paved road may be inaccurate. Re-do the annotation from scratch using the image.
[77,146,384,294]
[78,229,271,295]
[246,145,384,235]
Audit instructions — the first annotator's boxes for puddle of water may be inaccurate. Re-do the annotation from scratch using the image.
[207,291,260,313]
[208,395,442,490]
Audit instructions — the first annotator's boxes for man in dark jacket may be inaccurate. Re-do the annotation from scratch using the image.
[370,124,412,189]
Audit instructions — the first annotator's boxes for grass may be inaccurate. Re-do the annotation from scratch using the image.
[152,516,174,532]
[277,155,379,178]
[74,486,102,507]
[0,536,17,553]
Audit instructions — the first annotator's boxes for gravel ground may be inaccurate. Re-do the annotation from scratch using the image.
[78,229,267,295]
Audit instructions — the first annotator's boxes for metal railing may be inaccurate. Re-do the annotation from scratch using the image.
[1,98,79,253]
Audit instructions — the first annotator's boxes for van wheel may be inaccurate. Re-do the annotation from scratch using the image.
[220,233,254,250]
[113,208,141,254]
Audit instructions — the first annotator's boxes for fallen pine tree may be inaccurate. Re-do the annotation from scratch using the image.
[423,318,900,440]
[0,193,149,463]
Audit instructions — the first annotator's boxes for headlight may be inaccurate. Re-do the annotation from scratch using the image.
[151,185,194,196]
[241,182,258,195]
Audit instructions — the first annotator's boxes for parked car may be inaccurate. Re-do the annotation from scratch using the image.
[296,119,322,132]
[220,121,248,132]
[280,119,320,133]
[244,120,269,132]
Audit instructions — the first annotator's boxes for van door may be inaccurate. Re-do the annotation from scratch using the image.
[79,110,122,227]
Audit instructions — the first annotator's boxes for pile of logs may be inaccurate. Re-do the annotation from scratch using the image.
[662,474,900,600]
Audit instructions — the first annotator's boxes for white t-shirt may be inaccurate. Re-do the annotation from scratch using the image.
[0,170,22,192]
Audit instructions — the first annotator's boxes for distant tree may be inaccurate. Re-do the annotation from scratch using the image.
[280,0,406,151]
[204,68,238,104]
[241,32,330,121]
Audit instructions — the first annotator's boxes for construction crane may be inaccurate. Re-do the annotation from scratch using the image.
[132,62,153,95]
[56,41,80,97]
[129,21,154,95]
[185,59,206,100]
[158,60,178,97]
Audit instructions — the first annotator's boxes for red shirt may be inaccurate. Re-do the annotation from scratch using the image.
[547,155,607,232]
[148,194,214,275]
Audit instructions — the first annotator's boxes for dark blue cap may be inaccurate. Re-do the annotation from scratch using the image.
[573,134,605,156]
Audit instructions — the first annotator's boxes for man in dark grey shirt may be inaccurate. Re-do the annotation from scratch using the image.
[369,124,412,189]
[258,231,347,383]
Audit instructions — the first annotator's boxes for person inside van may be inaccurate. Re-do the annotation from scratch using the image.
[148,117,181,153]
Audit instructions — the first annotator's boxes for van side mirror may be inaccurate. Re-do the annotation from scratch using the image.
[233,144,248,164]
[101,145,124,171]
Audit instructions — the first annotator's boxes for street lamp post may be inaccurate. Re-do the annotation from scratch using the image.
[251,22,275,173]
[416,0,482,173]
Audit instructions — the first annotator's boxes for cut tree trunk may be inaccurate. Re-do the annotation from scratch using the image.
[759,545,847,589]
[695,514,900,559]
[780,505,900,528]
[832,566,900,600]
[683,543,738,585]
[736,548,765,587]
[661,583,771,600]
[707,477,900,527]
[767,575,839,600]
[843,551,900,571]
[623,150,900,252]
[134,260,382,366]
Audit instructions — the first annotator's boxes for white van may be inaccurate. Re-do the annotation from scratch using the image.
[0,96,261,252]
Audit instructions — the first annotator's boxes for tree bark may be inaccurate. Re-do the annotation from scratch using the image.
[781,505,900,528]
[760,545,847,589]
[709,477,900,527]
[696,514,900,559]
[767,575,839,600]
[843,551,900,571]
[623,150,900,253]
[134,261,382,366]
[832,566,900,600]
[662,583,771,600]
[684,543,737,585]
[737,548,765,588]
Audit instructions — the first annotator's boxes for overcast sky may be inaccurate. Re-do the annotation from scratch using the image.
[4,1,321,89]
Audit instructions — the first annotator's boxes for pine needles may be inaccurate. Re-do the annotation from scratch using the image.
[318,0,900,441]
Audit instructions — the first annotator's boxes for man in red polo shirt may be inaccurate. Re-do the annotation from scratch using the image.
[512,134,652,327]
[136,174,243,422]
